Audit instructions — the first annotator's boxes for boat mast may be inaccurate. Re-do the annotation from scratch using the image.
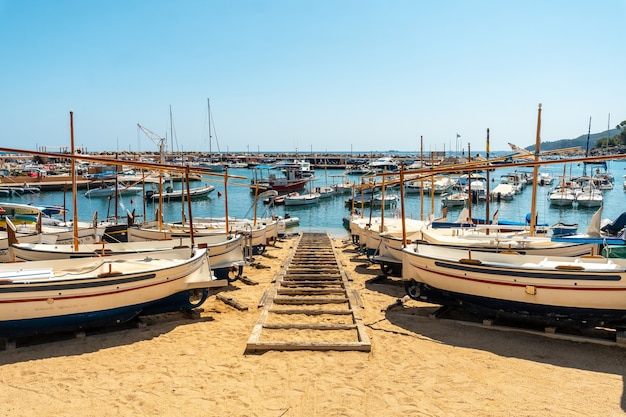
[419,136,424,220]
[400,163,407,248]
[467,142,472,222]
[70,111,79,251]
[485,128,490,235]
[583,116,592,176]
[529,104,542,236]
[207,98,212,161]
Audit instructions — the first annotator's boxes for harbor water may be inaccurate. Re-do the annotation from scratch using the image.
[7,159,626,238]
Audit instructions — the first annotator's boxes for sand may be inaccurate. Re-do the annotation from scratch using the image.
[2,235,626,417]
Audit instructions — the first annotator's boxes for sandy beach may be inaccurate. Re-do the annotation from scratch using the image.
[2,234,626,417]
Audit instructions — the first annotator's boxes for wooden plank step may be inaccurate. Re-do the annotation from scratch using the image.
[287,268,340,274]
[286,272,340,278]
[246,341,371,352]
[283,274,342,280]
[273,297,349,304]
[290,260,337,264]
[261,323,357,330]
[280,281,345,287]
[276,288,346,295]
[270,309,353,315]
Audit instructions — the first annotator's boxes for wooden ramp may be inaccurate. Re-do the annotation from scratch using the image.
[246,232,371,352]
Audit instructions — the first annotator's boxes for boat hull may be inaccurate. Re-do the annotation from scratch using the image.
[0,247,226,338]
[402,244,626,326]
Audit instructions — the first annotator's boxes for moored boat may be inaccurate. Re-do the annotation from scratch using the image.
[85,183,142,198]
[284,192,320,206]
[146,184,215,201]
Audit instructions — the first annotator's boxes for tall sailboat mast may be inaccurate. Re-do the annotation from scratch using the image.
[207,98,212,160]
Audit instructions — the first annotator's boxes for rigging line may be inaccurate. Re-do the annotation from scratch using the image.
[209,109,221,155]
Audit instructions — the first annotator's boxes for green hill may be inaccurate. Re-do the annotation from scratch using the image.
[526,128,620,152]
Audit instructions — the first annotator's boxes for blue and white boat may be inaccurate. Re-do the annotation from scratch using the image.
[0,246,227,339]
[402,242,626,327]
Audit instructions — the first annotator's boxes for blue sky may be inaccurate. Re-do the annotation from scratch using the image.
[1,0,624,154]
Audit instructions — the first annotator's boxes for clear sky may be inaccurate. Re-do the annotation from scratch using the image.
[1,0,624,154]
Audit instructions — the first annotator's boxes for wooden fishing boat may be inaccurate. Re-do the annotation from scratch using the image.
[146,184,215,201]
[84,183,142,198]
[128,219,267,255]
[440,191,468,207]
[365,213,593,278]
[284,192,320,206]
[10,233,247,281]
[548,185,576,206]
[0,246,226,339]
[401,243,626,327]
[345,194,398,208]
[249,165,310,193]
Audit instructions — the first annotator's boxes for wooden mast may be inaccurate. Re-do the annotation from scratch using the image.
[419,136,424,220]
[185,165,194,246]
[530,103,542,236]
[224,166,230,233]
[400,163,407,248]
[467,142,472,222]
[70,111,79,251]
[485,128,490,235]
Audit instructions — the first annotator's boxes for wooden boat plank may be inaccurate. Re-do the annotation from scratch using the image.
[270,309,353,315]
[273,297,349,304]
[245,341,372,352]
[276,288,347,295]
[262,323,357,330]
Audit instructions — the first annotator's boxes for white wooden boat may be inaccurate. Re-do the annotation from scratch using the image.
[548,186,576,206]
[345,194,398,208]
[417,227,595,257]
[129,220,267,255]
[367,214,593,277]
[0,207,107,262]
[402,243,626,327]
[10,233,247,281]
[489,183,516,200]
[284,192,320,206]
[147,184,215,201]
[413,175,455,194]
[0,247,227,339]
[192,217,278,246]
[85,183,142,198]
[576,187,603,207]
[331,176,354,194]
[538,172,554,185]
[440,192,468,207]
[314,186,335,199]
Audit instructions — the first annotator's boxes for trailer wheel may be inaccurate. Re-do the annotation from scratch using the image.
[404,280,421,300]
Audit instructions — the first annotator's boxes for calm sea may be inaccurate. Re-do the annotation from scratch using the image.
[9,159,626,238]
